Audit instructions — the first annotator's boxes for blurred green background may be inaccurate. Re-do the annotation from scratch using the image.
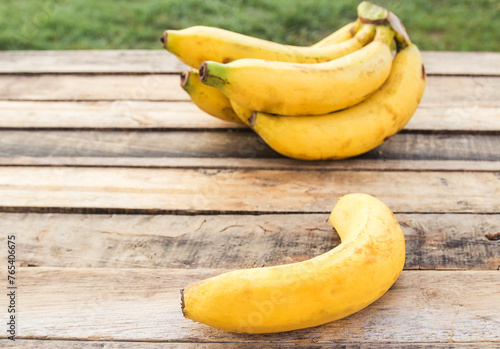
[1,0,498,51]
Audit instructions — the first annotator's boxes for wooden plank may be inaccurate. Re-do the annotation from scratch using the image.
[3,340,500,348]
[1,212,498,270]
[422,51,500,76]
[0,167,498,213]
[0,50,188,74]
[0,74,185,101]
[2,157,500,172]
[0,75,498,106]
[0,268,498,342]
[0,101,243,129]
[0,131,498,161]
[0,101,499,131]
[0,50,499,76]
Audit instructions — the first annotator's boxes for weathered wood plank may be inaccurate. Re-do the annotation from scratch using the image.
[0,131,499,161]
[3,340,499,348]
[0,268,498,342]
[0,50,499,76]
[0,50,187,74]
[0,74,185,101]
[0,167,498,213]
[2,157,500,172]
[0,101,499,131]
[421,51,500,76]
[0,101,243,129]
[0,75,498,106]
[1,213,498,270]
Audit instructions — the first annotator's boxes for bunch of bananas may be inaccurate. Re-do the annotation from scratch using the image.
[161,1,417,334]
[163,1,426,161]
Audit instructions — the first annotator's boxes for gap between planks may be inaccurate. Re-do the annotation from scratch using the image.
[1,158,500,172]
[0,132,498,161]
[2,340,500,348]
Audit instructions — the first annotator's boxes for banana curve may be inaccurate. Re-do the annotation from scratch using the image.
[181,193,406,333]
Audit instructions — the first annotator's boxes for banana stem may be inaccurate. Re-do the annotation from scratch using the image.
[199,61,227,89]
[357,1,389,25]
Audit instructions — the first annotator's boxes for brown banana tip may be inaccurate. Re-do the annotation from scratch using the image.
[180,288,186,317]
[161,31,167,48]
[249,112,257,128]
[180,70,189,87]
[199,62,208,83]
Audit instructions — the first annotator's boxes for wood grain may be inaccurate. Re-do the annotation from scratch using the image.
[0,167,498,214]
[0,50,188,74]
[1,213,498,270]
[0,101,499,131]
[0,268,498,342]
[0,74,185,101]
[0,75,498,106]
[0,50,499,75]
[0,131,499,161]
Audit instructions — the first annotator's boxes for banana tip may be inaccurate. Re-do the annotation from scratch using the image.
[180,288,186,317]
[180,70,189,88]
[248,112,257,128]
[160,31,167,49]
[199,62,209,83]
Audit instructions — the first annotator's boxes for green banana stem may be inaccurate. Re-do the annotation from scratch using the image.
[199,61,228,89]
[357,1,389,25]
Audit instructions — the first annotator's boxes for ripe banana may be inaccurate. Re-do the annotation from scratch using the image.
[162,21,373,69]
[312,20,360,47]
[200,25,393,116]
[237,42,426,160]
[182,193,406,333]
[180,68,244,124]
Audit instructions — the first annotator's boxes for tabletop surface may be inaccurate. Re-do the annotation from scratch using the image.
[0,49,499,348]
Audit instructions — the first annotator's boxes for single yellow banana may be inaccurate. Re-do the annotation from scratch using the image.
[200,25,393,116]
[162,21,373,69]
[182,193,406,333]
[312,20,360,47]
[238,42,426,160]
[180,69,244,124]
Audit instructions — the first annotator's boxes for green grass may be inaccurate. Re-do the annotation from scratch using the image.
[1,0,499,51]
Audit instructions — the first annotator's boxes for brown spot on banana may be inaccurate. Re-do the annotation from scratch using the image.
[422,64,426,80]
[485,232,500,241]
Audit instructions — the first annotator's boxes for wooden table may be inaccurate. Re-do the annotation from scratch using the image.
[0,49,499,348]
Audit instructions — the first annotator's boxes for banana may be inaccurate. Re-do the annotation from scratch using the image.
[181,193,406,333]
[180,69,244,124]
[200,24,393,116]
[312,20,360,47]
[162,21,373,69]
[237,41,426,160]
